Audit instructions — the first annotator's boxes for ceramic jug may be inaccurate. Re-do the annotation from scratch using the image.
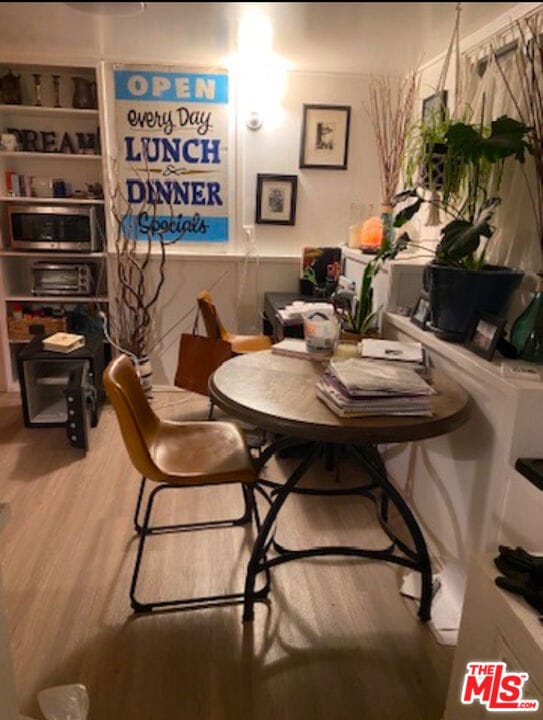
[72,77,97,109]
[0,69,22,105]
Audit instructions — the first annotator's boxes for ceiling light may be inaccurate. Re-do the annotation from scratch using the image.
[64,3,146,16]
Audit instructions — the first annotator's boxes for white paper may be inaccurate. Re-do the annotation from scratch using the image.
[400,562,467,646]
[359,339,424,362]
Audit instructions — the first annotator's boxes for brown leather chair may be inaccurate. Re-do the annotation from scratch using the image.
[197,290,272,353]
[103,354,267,613]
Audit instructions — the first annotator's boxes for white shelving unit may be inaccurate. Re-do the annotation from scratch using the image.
[0,61,108,392]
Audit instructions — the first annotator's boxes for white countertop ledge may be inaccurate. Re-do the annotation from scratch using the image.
[384,312,543,394]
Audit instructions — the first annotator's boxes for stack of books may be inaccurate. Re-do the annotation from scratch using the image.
[316,357,435,417]
[43,332,85,354]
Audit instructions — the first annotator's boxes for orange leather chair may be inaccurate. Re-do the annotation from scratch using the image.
[197,290,272,353]
[104,354,268,613]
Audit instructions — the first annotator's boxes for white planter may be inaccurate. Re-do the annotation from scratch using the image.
[135,355,153,396]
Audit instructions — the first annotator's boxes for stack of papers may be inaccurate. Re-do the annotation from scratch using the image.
[358,339,428,371]
[271,338,316,360]
[316,358,435,417]
[277,301,326,325]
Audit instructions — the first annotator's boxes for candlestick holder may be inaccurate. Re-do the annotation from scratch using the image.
[32,73,42,106]
[52,74,61,108]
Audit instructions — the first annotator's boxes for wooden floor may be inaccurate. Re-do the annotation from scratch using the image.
[0,390,453,720]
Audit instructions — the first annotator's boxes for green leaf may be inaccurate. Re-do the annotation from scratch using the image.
[394,198,423,227]
[437,202,496,264]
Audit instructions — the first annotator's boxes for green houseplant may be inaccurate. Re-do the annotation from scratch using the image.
[395,113,531,341]
[342,226,409,336]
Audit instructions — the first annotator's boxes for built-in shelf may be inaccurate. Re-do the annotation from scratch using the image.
[0,249,106,258]
[0,104,98,117]
[0,151,101,160]
[5,295,108,303]
[0,196,104,205]
[8,339,28,345]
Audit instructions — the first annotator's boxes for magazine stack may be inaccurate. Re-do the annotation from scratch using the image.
[316,357,435,418]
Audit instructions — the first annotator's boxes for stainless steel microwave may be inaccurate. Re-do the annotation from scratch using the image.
[7,204,104,252]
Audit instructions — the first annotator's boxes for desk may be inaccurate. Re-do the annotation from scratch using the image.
[209,351,470,622]
[263,292,325,341]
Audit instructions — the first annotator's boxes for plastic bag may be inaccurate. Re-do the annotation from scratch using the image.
[37,684,89,720]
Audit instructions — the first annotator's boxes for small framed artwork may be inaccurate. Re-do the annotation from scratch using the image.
[255,174,298,226]
[299,104,351,169]
[422,90,448,123]
[410,294,431,330]
[464,311,506,361]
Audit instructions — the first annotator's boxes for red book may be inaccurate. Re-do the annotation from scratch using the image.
[4,170,14,196]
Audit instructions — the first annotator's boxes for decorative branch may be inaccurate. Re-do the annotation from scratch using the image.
[365,72,419,206]
[108,153,167,358]
[494,14,543,255]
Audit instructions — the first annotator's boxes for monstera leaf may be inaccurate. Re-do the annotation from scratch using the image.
[446,116,530,164]
[436,199,499,267]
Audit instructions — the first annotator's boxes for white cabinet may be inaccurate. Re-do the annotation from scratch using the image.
[0,62,108,391]
[444,555,543,719]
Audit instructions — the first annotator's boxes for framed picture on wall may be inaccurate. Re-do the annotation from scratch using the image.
[299,104,351,169]
[255,174,298,225]
[422,89,448,123]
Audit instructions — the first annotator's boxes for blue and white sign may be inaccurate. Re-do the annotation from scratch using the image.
[114,66,229,243]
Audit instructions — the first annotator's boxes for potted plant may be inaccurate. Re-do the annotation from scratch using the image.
[341,226,409,338]
[395,113,531,341]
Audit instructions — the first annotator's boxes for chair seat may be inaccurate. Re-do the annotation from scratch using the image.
[225,333,272,353]
[150,420,257,485]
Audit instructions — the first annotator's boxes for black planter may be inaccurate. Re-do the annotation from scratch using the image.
[424,262,524,342]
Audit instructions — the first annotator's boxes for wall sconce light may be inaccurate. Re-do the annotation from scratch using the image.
[233,9,287,131]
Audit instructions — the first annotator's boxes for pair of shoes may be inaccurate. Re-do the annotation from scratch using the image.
[498,545,543,582]
[494,545,543,614]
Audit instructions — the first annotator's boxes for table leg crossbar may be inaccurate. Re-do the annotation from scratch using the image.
[242,439,432,622]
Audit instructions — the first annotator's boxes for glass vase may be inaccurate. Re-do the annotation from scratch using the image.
[379,203,395,252]
[510,275,543,363]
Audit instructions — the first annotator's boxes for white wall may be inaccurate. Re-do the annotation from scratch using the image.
[242,71,380,256]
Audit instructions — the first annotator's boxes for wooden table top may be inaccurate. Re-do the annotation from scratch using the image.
[209,351,470,445]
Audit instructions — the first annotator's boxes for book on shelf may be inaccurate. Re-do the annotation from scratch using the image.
[43,332,85,354]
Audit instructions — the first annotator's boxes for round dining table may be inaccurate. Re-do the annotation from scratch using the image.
[209,349,470,623]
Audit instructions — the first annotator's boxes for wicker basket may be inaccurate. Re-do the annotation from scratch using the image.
[8,316,67,341]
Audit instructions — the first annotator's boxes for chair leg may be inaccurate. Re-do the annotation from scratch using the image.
[133,479,252,536]
[134,476,147,534]
[130,481,269,614]
[208,401,215,420]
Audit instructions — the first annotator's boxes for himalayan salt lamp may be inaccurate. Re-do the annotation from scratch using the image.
[359,216,383,253]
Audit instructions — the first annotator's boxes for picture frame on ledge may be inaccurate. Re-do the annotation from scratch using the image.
[410,293,431,330]
[464,311,506,361]
[255,174,298,226]
[299,104,351,170]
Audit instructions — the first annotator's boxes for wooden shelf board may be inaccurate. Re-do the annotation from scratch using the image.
[0,104,98,117]
[0,151,101,160]
[0,196,104,204]
[5,295,109,303]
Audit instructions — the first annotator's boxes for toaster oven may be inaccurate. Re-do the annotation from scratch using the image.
[31,262,93,296]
